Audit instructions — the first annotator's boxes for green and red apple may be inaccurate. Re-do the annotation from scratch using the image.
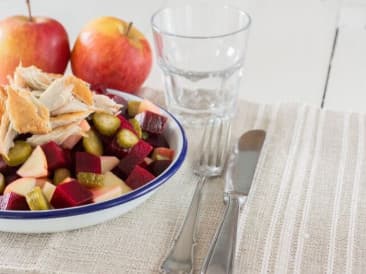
[71,17,152,93]
[0,0,70,84]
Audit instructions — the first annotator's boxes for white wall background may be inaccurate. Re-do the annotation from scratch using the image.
[2,0,365,112]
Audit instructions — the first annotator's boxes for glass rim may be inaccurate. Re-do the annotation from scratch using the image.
[151,4,251,40]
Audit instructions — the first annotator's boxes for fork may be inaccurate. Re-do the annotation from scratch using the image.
[160,118,232,274]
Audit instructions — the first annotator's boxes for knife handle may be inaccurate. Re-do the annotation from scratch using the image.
[201,194,246,274]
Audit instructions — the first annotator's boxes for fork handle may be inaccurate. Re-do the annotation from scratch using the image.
[200,194,246,274]
[160,176,206,274]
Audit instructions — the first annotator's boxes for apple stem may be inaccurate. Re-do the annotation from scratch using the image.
[125,22,133,37]
[26,0,33,21]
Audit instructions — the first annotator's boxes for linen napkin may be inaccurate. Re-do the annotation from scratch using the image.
[0,91,365,274]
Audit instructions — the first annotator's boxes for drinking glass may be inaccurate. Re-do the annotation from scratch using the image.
[151,3,251,127]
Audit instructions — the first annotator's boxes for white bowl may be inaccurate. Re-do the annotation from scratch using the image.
[0,90,188,233]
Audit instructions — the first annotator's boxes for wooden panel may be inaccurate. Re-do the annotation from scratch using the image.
[323,4,366,112]
[231,0,340,104]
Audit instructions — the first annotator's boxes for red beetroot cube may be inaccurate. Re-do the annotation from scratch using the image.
[106,138,129,159]
[5,173,21,185]
[75,152,102,174]
[117,115,137,134]
[136,111,167,134]
[125,165,155,189]
[118,140,153,175]
[148,160,172,177]
[51,180,92,208]
[0,192,29,210]
[41,141,69,170]
[145,133,169,148]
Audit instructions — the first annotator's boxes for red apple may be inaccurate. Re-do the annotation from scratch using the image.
[71,17,152,93]
[0,1,70,84]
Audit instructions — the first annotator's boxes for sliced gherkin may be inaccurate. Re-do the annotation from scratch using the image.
[129,118,142,139]
[92,112,121,136]
[116,129,139,149]
[3,141,33,167]
[26,186,50,210]
[53,168,71,185]
[82,129,103,156]
[77,172,104,188]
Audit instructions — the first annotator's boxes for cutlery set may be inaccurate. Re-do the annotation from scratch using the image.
[161,127,266,274]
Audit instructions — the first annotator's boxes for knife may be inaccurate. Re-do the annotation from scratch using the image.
[200,130,266,274]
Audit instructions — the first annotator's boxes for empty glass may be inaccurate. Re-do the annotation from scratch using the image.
[151,3,251,127]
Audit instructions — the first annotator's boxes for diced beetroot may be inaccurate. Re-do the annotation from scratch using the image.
[111,167,127,181]
[145,133,169,148]
[125,165,155,189]
[108,94,128,107]
[5,173,21,185]
[118,140,153,175]
[0,192,29,210]
[148,160,172,177]
[106,138,129,158]
[50,180,92,208]
[41,141,68,170]
[117,115,136,134]
[75,152,101,174]
[136,111,167,134]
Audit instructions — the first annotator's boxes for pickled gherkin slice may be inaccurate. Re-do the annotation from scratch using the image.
[83,129,103,156]
[77,172,104,188]
[53,168,71,185]
[129,118,142,139]
[0,173,4,195]
[3,141,33,167]
[116,129,139,149]
[92,112,121,136]
[26,186,50,210]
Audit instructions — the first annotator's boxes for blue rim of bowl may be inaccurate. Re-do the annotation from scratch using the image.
[0,91,188,219]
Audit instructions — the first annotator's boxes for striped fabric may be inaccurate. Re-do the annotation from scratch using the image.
[0,99,365,274]
[233,102,366,274]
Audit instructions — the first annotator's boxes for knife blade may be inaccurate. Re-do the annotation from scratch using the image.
[201,130,266,274]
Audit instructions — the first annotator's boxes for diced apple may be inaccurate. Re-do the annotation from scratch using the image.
[125,165,155,189]
[41,181,56,202]
[128,100,161,117]
[62,120,91,149]
[59,177,74,184]
[90,171,132,203]
[4,177,37,196]
[0,192,29,210]
[90,185,123,203]
[101,156,119,173]
[17,146,48,178]
[75,152,102,174]
[50,180,92,208]
[103,171,131,191]
[152,147,175,161]
[118,140,153,175]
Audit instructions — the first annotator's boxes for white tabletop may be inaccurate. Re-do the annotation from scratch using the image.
[0,0,364,112]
